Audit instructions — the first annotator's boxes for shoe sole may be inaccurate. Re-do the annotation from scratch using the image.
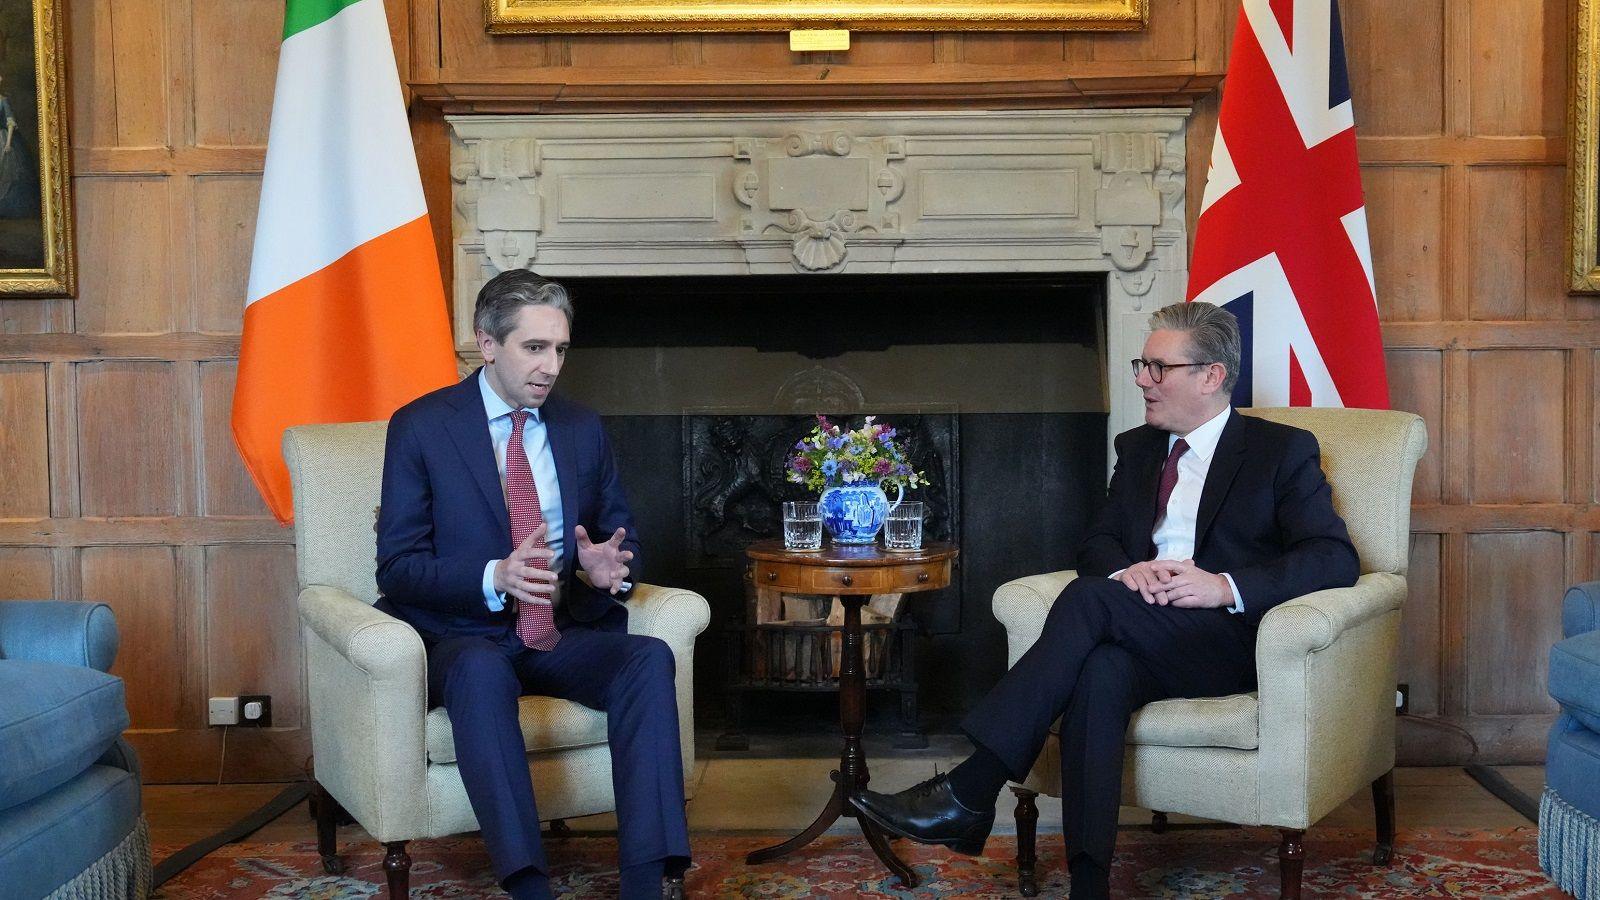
[849,795,990,857]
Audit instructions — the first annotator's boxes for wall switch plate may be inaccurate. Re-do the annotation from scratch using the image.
[239,694,272,727]
[208,696,240,726]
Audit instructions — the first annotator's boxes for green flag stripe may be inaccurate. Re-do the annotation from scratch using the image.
[283,0,366,39]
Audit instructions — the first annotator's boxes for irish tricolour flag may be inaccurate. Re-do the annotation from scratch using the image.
[233,0,458,523]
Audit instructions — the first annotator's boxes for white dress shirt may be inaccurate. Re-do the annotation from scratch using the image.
[1118,405,1245,614]
[478,369,564,612]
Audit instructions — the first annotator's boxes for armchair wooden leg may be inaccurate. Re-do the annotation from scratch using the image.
[1372,769,1396,866]
[383,841,411,899]
[1277,829,1304,900]
[1011,786,1040,898]
[1151,810,1169,834]
[312,782,344,875]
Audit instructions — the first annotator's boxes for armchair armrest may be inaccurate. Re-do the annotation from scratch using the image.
[0,600,118,672]
[1254,571,1407,829]
[624,582,711,647]
[298,585,429,842]
[992,571,1078,667]
[1565,581,1600,639]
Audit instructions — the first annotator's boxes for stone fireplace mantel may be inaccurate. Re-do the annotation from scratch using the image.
[448,109,1190,437]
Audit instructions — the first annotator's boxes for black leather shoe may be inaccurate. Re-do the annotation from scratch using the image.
[661,875,685,899]
[851,772,995,855]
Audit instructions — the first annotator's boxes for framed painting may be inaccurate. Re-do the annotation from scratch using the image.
[1573,0,1600,292]
[486,0,1147,34]
[0,0,71,297]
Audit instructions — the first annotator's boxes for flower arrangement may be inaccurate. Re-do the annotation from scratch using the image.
[786,415,927,494]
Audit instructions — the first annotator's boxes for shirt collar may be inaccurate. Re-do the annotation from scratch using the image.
[478,368,541,425]
[1169,405,1231,463]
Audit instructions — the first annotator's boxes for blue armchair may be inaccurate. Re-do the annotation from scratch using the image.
[1542,581,1600,898]
[0,601,148,899]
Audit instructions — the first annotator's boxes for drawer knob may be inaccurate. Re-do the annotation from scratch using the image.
[841,574,854,587]
[917,572,930,584]
[767,571,778,582]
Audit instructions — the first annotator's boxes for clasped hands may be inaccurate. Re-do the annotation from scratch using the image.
[492,523,634,606]
[1117,559,1232,608]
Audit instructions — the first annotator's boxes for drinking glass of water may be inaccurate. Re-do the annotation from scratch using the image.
[883,501,924,552]
[783,501,823,551]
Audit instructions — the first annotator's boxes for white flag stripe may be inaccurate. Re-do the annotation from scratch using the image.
[245,0,427,306]
[1242,0,1355,149]
[1191,253,1344,407]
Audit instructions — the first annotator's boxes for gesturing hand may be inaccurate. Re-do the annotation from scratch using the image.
[493,524,558,607]
[575,525,633,595]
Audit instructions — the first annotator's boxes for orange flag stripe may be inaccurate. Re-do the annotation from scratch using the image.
[232,215,459,523]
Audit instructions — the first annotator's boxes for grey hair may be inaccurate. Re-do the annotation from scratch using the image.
[473,269,575,343]
[1146,301,1241,393]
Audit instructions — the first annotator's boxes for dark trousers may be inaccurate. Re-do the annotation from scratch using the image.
[961,576,1256,868]
[426,627,691,888]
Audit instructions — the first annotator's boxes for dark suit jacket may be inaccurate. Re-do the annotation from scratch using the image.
[1076,409,1359,625]
[374,369,640,643]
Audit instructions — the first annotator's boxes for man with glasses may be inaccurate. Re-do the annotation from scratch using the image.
[853,301,1359,899]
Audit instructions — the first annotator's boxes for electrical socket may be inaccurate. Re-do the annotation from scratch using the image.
[1395,683,1410,716]
[208,696,240,726]
[239,694,272,728]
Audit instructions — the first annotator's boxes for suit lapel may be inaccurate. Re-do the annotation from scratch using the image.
[1127,427,1167,555]
[543,396,582,582]
[444,372,512,550]
[1193,409,1246,552]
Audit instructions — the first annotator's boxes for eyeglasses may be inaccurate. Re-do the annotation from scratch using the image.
[1130,358,1212,383]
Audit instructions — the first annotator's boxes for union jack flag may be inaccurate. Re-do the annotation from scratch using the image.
[1188,0,1388,409]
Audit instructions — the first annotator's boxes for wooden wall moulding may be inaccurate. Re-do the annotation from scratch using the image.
[1572,0,1600,291]
[485,0,1147,35]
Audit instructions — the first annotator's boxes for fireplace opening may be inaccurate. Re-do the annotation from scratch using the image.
[553,272,1111,742]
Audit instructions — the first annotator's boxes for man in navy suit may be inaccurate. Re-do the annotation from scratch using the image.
[853,302,1360,899]
[375,270,688,900]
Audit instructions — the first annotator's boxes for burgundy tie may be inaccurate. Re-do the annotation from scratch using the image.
[507,410,560,651]
[1149,438,1190,558]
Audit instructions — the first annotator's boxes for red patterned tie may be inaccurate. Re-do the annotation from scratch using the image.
[1149,438,1190,559]
[507,409,560,651]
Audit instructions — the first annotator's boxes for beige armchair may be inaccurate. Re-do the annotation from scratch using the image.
[283,422,710,898]
[995,407,1426,899]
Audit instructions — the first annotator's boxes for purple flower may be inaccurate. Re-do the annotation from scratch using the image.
[874,459,894,475]
[791,457,812,472]
[828,435,849,450]
[896,463,911,476]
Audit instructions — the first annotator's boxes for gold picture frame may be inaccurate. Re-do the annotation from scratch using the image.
[1572,0,1600,292]
[486,0,1147,34]
[0,0,73,297]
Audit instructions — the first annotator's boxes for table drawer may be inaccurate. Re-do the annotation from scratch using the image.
[753,560,948,594]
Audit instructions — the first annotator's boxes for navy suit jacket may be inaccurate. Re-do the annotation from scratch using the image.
[1076,409,1359,625]
[374,370,641,643]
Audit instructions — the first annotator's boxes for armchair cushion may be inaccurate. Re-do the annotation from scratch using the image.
[1551,629,1600,736]
[425,697,608,765]
[0,660,129,809]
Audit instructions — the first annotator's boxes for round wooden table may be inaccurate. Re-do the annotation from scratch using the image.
[741,539,958,889]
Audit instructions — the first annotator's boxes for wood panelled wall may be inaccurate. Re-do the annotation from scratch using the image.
[0,0,1583,781]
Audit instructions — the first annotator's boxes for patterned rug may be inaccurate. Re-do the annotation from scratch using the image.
[153,826,1562,898]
